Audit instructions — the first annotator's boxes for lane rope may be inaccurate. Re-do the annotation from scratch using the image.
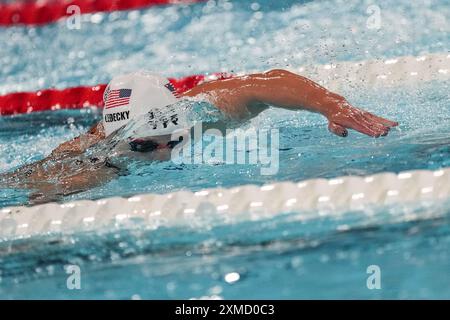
[0,73,232,116]
[1,168,449,239]
[0,52,449,239]
[0,0,202,27]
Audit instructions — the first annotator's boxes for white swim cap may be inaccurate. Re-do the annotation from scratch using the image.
[102,71,188,137]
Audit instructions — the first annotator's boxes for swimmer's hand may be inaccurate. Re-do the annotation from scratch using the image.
[325,100,398,138]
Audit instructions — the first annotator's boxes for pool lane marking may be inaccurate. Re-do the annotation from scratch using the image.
[0,73,231,116]
[0,0,204,27]
[1,167,449,239]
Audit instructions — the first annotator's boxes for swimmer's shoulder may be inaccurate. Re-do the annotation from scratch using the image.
[180,76,243,98]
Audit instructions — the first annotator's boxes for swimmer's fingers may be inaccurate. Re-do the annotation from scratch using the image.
[363,111,398,127]
[357,113,391,137]
[349,122,381,137]
[327,104,396,137]
[341,106,394,137]
[328,122,348,137]
[328,112,383,137]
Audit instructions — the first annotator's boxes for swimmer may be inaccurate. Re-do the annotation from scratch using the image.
[1,69,398,204]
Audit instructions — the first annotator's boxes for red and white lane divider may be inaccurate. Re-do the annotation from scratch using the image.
[1,53,449,116]
[0,0,202,27]
[0,73,232,116]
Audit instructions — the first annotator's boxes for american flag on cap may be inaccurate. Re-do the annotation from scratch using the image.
[105,88,132,109]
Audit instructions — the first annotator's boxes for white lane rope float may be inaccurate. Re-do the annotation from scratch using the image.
[1,53,449,240]
[297,52,450,91]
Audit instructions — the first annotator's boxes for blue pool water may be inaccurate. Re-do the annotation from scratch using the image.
[0,0,449,299]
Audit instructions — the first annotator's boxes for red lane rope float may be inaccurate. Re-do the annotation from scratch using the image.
[0,73,232,116]
[0,0,203,26]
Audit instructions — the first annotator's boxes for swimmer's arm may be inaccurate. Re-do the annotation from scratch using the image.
[183,69,398,137]
[51,122,105,156]
[28,166,116,205]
